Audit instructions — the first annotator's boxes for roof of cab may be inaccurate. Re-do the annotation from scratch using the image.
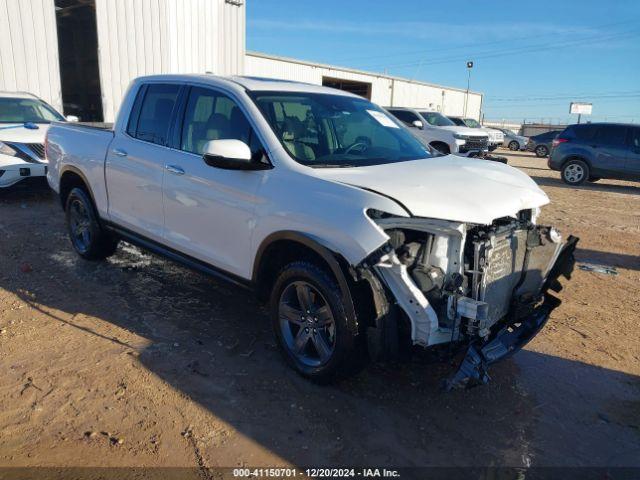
[132,73,358,97]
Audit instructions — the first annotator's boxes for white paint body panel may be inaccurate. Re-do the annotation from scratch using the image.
[313,156,549,225]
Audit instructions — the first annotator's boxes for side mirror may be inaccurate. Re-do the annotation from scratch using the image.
[65,115,79,122]
[203,139,266,170]
[412,120,423,129]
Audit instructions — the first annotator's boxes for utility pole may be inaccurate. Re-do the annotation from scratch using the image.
[464,61,473,118]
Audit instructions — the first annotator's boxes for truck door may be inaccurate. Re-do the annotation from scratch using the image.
[106,83,182,241]
[161,86,266,278]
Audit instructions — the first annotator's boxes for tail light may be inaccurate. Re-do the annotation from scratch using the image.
[552,138,568,148]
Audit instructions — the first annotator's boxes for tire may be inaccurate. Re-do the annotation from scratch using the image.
[508,141,520,151]
[488,145,498,152]
[270,261,360,382]
[561,159,590,186]
[430,142,450,155]
[65,187,119,260]
[535,145,549,157]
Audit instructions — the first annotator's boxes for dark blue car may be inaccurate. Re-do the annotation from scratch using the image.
[548,123,640,185]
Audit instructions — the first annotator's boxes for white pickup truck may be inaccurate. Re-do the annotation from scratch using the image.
[47,74,577,387]
[386,107,489,157]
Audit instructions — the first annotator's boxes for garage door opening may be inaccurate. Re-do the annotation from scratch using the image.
[322,77,372,100]
[55,0,103,122]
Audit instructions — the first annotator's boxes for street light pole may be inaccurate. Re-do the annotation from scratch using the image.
[464,61,473,118]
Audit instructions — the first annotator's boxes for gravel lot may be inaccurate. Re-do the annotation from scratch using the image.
[0,151,638,472]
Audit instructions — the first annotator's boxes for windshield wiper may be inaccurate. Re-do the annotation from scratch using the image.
[312,163,359,168]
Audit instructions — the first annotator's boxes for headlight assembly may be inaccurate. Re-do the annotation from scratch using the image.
[0,141,17,157]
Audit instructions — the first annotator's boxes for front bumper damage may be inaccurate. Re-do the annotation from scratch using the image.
[446,235,578,389]
[360,211,579,388]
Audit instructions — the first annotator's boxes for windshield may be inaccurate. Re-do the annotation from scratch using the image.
[464,118,481,128]
[0,97,64,124]
[419,111,455,127]
[251,92,431,167]
[448,117,465,126]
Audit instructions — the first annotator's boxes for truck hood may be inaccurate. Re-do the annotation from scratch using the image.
[0,123,49,143]
[314,156,549,225]
[436,125,488,137]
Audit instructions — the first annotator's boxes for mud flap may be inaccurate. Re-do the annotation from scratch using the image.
[444,235,578,390]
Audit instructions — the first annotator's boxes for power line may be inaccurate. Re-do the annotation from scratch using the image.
[359,28,640,70]
[330,20,640,64]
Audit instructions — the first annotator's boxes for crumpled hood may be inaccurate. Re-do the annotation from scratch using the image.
[314,156,549,225]
[0,124,48,143]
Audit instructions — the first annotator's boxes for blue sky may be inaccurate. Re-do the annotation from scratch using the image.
[246,0,640,124]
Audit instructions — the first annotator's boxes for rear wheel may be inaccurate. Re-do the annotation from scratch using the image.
[270,261,360,382]
[508,141,520,151]
[535,145,549,157]
[561,159,589,186]
[65,187,118,260]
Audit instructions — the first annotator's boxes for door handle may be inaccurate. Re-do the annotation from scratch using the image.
[165,164,185,175]
[113,148,128,157]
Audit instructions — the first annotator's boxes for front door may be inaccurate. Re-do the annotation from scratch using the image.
[161,86,267,278]
[106,83,181,241]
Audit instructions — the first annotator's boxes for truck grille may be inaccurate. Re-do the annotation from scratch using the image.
[459,136,488,153]
[26,143,45,159]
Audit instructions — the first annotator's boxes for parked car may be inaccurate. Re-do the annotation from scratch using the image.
[526,130,562,158]
[385,107,488,156]
[46,74,577,386]
[0,92,76,188]
[496,128,528,151]
[448,117,504,151]
[549,123,640,185]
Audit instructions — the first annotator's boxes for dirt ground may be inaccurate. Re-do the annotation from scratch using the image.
[0,151,639,474]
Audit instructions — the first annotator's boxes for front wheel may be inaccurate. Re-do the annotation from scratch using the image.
[270,261,360,382]
[508,141,520,151]
[65,187,119,260]
[561,159,590,186]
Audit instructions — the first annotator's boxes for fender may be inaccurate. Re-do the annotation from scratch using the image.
[58,165,98,211]
[253,231,360,335]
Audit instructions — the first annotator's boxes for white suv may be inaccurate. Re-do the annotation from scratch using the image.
[47,75,577,386]
[386,107,489,157]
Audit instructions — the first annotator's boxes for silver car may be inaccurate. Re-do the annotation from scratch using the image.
[496,128,528,151]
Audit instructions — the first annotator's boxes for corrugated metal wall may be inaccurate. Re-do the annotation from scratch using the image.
[0,0,63,111]
[96,0,245,122]
[245,52,483,120]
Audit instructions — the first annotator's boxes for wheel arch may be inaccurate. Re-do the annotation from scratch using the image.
[59,166,97,211]
[560,154,592,170]
[253,231,380,336]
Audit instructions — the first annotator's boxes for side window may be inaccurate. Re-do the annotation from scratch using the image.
[566,125,596,141]
[388,110,417,126]
[180,87,262,158]
[628,128,640,148]
[594,125,627,146]
[132,84,180,145]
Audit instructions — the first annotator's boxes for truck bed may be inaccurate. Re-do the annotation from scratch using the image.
[46,121,115,219]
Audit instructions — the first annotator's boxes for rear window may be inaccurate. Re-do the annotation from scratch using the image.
[128,84,180,145]
[563,124,596,141]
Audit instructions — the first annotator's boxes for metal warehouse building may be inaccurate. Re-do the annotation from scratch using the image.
[245,52,483,119]
[0,0,482,123]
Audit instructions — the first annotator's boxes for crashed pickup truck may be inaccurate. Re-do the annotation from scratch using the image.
[46,74,577,385]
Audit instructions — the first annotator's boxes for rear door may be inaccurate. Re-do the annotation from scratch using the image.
[625,126,640,179]
[589,125,628,177]
[106,83,183,241]
[161,85,268,278]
